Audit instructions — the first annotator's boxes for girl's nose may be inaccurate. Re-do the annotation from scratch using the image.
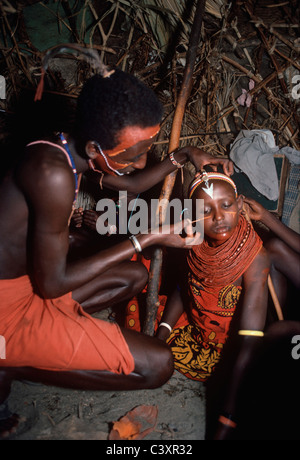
[214,208,224,221]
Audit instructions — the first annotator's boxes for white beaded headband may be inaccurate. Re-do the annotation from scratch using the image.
[189,171,238,199]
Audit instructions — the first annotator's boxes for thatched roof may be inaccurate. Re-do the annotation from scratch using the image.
[0,0,299,156]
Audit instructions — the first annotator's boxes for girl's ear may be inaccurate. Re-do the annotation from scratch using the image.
[237,194,244,212]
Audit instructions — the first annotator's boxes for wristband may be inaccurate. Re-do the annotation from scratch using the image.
[238,330,264,337]
[169,151,184,169]
[129,234,142,253]
[158,322,172,333]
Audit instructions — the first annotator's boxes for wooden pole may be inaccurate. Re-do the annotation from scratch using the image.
[143,0,206,336]
[267,275,284,321]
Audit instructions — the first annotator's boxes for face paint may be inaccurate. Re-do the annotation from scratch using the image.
[91,125,160,176]
[105,125,160,158]
[202,182,214,199]
[89,143,128,176]
[189,171,237,199]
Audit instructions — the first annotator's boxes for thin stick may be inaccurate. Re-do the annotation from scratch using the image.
[267,275,284,321]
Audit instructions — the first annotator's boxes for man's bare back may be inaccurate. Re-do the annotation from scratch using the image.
[0,143,74,280]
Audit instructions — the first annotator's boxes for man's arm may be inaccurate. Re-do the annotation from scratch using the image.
[215,247,269,439]
[18,157,201,298]
[102,147,234,194]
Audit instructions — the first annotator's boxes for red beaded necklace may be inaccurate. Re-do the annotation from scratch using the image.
[188,215,262,292]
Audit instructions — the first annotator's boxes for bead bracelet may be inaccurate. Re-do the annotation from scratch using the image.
[169,151,184,169]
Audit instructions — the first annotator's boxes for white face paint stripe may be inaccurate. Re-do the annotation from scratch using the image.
[189,172,238,198]
[202,182,214,199]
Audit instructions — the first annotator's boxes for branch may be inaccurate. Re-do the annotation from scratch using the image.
[143,0,207,336]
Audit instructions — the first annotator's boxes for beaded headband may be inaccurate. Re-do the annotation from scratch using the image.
[189,171,238,199]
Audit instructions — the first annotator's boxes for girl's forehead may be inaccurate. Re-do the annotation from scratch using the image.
[194,180,237,201]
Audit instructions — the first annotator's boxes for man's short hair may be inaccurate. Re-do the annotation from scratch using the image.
[74,69,163,153]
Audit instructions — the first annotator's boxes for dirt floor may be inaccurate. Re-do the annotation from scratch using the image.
[6,309,300,441]
[7,370,206,441]
[4,308,205,441]
[1,0,299,444]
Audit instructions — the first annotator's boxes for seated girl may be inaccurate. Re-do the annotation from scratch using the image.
[156,171,270,438]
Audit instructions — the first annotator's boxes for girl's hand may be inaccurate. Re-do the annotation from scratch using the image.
[242,197,267,222]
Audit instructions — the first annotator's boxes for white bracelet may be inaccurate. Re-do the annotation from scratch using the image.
[129,234,142,253]
[169,151,184,169]
[159,322,172,333]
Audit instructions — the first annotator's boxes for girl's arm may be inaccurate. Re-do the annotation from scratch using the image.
[156,288,185,341]
[215,247,270,439]
[243,197,300,254]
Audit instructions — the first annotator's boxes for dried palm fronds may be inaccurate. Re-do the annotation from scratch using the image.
[126,0,227,51]
[0,0,299,155]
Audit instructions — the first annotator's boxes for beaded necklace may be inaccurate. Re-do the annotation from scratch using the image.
[188,214,262,292]
[59,133,79,204]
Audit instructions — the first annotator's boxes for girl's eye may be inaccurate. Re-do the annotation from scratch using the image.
[204,208,211,215]
[223,202,232,209]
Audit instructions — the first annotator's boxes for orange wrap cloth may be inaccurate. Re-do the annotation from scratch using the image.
[167,215,263,382]
[0,275,134,374]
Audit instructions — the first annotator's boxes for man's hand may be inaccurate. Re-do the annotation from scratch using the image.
[155,219,203,249]
[183,147,234,176]
[82,209,99,231]
[71,207,84,228]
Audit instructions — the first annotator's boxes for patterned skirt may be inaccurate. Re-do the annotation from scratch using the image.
[167,323,224,382]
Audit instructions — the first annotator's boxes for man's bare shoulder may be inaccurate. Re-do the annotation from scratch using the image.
[22,141,71,171]
[17,142,75,204]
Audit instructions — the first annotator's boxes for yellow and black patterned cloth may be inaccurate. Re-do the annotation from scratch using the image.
[167,281,242,381]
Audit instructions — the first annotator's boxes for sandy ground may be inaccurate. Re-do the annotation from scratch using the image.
[5,312,300,441]
[4,308,206,441]
[7,371,206,441]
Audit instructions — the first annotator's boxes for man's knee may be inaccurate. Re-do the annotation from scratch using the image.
[144,342,174,389]
[126,261,148,293]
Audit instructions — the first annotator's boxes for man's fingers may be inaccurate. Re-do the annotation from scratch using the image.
[184,218,194,238]
[184,231,202,247]
[220,159,234,176]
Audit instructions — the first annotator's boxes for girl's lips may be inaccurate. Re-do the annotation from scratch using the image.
[213,225,230,234]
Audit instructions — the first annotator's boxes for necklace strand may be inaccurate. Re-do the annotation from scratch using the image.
[59,133,79,203]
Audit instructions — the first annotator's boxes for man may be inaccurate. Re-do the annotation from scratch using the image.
[0,65,232,437]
